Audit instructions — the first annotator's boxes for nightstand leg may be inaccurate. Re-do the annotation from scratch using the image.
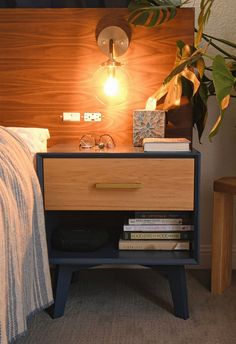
[52,265,75,318]
[163,265,189,320]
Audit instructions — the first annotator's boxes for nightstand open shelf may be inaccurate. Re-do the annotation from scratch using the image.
[45,209,197,266]
[37,147,200,320]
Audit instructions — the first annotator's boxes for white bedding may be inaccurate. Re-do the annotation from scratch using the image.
[0,126,53,344]
[7,127,50,154]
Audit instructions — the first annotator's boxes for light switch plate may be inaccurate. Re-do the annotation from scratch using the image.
[63,112,81,121]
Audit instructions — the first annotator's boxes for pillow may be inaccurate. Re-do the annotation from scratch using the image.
[7,127,50,154]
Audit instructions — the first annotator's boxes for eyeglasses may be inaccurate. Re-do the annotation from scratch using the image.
[79,134,116,150]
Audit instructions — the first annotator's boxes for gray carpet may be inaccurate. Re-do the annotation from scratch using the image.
[17,269,236,344]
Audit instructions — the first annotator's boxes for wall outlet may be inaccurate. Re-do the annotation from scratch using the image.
[63,112,81,121]
[83,112,102,122]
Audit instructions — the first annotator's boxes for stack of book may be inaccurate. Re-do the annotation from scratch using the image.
[143,138,191,152]
[119,212,193,251]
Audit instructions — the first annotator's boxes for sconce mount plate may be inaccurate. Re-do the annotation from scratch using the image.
[97,25,130,57]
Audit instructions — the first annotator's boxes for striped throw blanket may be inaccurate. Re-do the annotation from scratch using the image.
[0,127,53,344]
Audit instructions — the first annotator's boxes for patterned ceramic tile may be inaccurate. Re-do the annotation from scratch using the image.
[133,110,165,147]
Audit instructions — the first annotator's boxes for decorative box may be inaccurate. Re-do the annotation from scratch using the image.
[133,110,166,147]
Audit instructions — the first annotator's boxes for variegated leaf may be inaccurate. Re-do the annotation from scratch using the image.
[163,75,182,110]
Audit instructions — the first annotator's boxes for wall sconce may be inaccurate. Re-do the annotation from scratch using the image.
[93,17,131,105]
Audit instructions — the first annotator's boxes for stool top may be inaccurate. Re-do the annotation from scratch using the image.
[214,177,236,194]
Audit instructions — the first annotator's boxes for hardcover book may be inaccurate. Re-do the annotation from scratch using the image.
[143,137,190,152]
[123,224,194,232]
[134,212,190,219]
[122,231,193,240]
[128,218,182,225]
[118,239,190,250]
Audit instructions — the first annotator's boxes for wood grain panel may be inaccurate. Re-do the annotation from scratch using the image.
[0,8,194,145]
[43,158,194,210]
[211,191,233,294]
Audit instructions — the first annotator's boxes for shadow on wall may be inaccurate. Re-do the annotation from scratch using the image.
[0,0,130,7]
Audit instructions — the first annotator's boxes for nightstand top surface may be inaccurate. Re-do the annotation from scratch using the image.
[39,144,199,158]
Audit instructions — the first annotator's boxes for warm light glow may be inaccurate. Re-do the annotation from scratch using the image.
[93,65,129,105]
[104,76,119,97]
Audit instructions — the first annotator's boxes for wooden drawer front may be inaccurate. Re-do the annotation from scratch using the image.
[43,158,194,211]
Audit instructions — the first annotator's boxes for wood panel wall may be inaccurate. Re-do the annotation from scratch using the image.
[0,8,194,146]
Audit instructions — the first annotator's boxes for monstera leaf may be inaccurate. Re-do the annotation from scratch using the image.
[195,0,214,47]
[128,0,181,27]
[209,55,236,139]
[145,43,203,111]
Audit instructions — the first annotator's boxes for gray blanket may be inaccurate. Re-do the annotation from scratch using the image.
[0,127,53,344]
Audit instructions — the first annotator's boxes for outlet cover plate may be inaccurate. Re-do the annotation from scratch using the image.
[84,112,102,122]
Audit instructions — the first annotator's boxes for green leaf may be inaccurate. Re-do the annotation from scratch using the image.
[170,0,182,5]
[207,80,215,95]
[128,6,177,27]
[192,83,209,141]
[149,9,160,26]
[159,7,168,25]
[208,56,236,140]
[195,0,214,47]
[181,76,193,100]
[131,10,150,26]
[128,0,150,12]
[212,55,235,105]
[209,111,224,140]
[227,61,236,77]
[128,0,181,11]
[176,40,186,53]
[164,50,203,84]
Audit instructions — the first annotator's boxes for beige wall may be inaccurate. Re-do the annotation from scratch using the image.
[187,0,236,267]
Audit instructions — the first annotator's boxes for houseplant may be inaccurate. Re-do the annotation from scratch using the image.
[128,0,236,140]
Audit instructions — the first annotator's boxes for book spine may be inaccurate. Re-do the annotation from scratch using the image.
[143,144,190,152]
[123,225,193,232]
[118,240,190,250]
[122,232,192,240]
[128,218,182,225]
[134,212,190,219]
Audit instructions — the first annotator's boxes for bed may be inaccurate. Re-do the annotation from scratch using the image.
[0,126,53,344]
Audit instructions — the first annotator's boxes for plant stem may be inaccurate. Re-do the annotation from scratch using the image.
[202,33,236,50]
[201,32,236,61]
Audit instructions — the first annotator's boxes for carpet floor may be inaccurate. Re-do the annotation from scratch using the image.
[17,269,236,344]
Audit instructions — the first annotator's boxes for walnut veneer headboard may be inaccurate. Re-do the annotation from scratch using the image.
[0,8,194,145]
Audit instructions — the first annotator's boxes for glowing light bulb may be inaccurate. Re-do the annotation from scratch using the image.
[93,65,129,105]
[104,76,119,97]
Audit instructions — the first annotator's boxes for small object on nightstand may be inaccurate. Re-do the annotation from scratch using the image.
[143,138,190,152]
[79,134,95,149]
[133,110,165,147]
[98,142,105,149]
[52,226,109,252]
[98,134,115,149]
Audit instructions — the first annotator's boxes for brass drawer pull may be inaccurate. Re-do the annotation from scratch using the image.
[95,183,142,189]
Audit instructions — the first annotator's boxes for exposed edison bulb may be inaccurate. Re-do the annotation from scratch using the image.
[93,64,129,106]
[104,76,119,97]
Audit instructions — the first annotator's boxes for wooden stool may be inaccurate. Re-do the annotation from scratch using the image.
[211,177,236,294]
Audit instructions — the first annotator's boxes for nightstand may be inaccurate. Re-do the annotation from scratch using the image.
[36,145,200,319]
